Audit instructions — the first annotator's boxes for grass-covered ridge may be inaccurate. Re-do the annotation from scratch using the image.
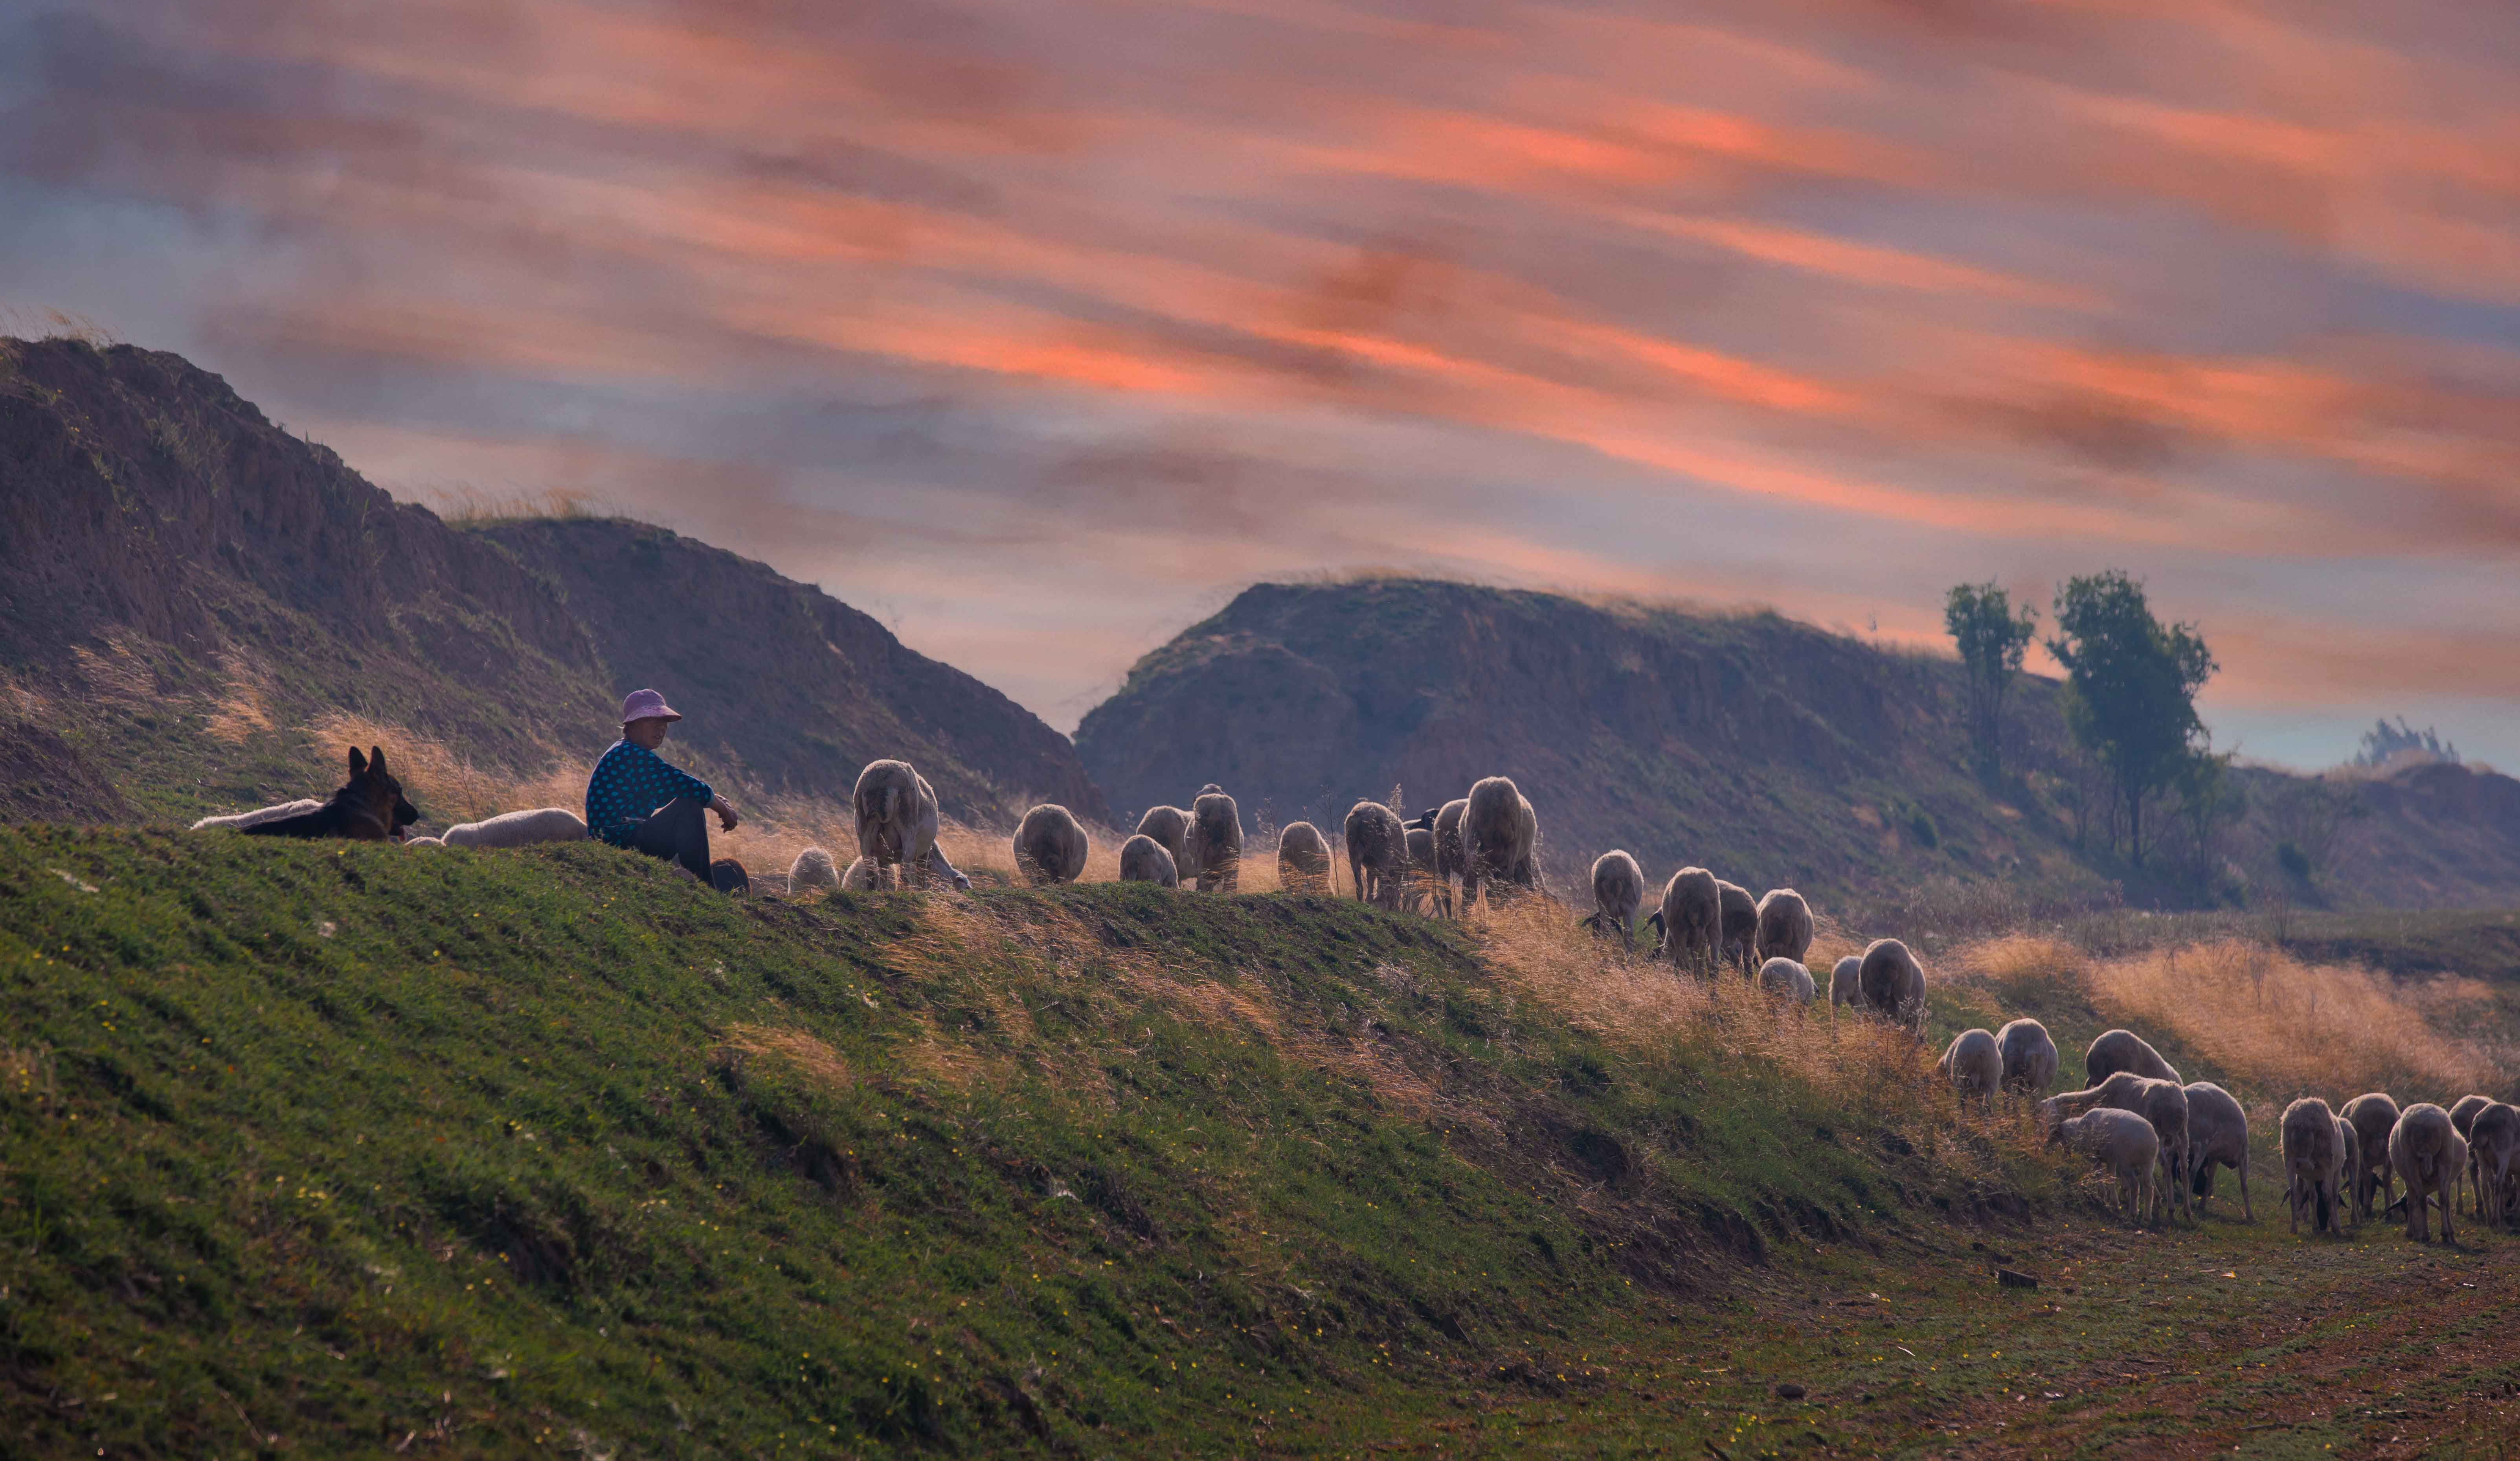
[0,827,2035,1456]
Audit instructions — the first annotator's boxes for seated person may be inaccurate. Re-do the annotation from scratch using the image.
[585,689,742,888]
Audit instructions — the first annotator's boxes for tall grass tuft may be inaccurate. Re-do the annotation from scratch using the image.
[2080,939,2504,1105]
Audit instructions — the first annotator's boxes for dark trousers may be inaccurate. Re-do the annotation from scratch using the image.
[626,797,711,881]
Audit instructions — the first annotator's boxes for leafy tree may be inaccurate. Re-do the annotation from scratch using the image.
[1943,582,2039,780]
[2046,571,2216,866]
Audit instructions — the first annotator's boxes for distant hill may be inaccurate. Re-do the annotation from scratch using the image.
[0,337,1102,827]
[1075,577,2520,912]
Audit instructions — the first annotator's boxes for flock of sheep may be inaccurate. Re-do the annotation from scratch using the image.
[201,759,2515,1244]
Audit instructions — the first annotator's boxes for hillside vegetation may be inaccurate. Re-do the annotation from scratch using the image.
[0,337,1101,831]
[0,826,2027,1456]
[1074,577,2520,912]
[9,829,2520,1455]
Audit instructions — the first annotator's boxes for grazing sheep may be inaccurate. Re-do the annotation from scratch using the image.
[2048,1108,2161,1225]
[191,798,324,831]
[853,760,972,890]
[841,857,882,891]
[1276,821,1333,894]
[2390,1103,2461,1244]
[1938,1028,2002,1115]
[1460,776,1539,909]
[1118,833,1179,887]
[1135,806,1193,882]
[1752,889,1815,966]
[1996,1019,2059,1099]
[1757,957,1817,1003]
[2451,1094,2493,1215]
[2042,1073,2192,1222]
[1431,798,1469,918]
[1187,786,1244,893]
[1583,851,1646,945]
[789,846,841,893]
[1653,868,1722,973]
[1012,804,1090,887]
[2341,1092,2402,1222]
[2470,1103,2520,1229]
[2084,1029,2181,1087]
[2282,1098,2347,1237]
[441,807,588,849]
[1716,881,1758,974]
[1829,954,1863,1008]
[1343,800,1411,911]
[2182,1082,2254,1222]
[1855,938,1926,1033]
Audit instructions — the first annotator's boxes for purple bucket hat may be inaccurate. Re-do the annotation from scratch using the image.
[619,688,683,725]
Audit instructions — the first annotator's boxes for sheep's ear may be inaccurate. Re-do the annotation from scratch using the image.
[369,745,390,776]
[349,746,368,775]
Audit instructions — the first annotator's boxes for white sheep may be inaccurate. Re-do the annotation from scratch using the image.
[1651,867,1721,973]
[1012,804,1089,886]
[1583,851,1645,946]
[789,846,841,893]
[2390,1102,2461,1244]
[2083,1029,2181,1087]
[1829,954,1863,1009]
[1187,785,1243,893]
[1404,825,1442,915]
[1135,805,1194,883]
[1938,1028,2002,1118]
[1996,1018,2059,1099]
[1856,938,1926,1033]
[1118,833,1179,887]
[852,760,970,890]
[1342,801,1411,911]
[1757,956,1817,1003]
[2048,1107,2160,1225]
[441,807,587,849]
[2181,1081,2254,1222]
[2042,1073,2192,1222]
[191,798,323,831]
[2282,1097,2346,1237]
[2470,1103,2520,1229]
[841,857,882,891]
[2340,1092,2401,1222]
[1752,888,1814,966]
[1460,776,1539,909]
[1716,881,1758,975]
[1276,821,1333,894]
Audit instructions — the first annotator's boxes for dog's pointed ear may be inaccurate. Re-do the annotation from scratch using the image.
[349,746,368,775]
[369,745,390,776]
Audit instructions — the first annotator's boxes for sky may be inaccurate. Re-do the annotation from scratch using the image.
[5,0,2519,767]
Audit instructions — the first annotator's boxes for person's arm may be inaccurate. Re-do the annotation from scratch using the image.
[709,794,740,831]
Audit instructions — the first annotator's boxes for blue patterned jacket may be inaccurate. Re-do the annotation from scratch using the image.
[584,740,714,846]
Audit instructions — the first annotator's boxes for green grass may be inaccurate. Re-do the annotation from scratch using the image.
[0,826,2049,1457]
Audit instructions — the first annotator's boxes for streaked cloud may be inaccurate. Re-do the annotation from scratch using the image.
[5,0,2518,763]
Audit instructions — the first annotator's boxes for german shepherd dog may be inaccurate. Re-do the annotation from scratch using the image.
[244,746,420,841]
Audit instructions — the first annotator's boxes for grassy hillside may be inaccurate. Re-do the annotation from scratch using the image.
[0,826,2030,1456]
[0,337,1100,831]
[8,828,2520,1456]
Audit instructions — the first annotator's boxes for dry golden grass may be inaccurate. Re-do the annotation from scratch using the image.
[2083,939,2502,1105]
[202,653,275,744]
[306,710,575,828]
[717,1024,853,1091]
[1468,896,2033,1180]
[1949,934,2094,1009]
